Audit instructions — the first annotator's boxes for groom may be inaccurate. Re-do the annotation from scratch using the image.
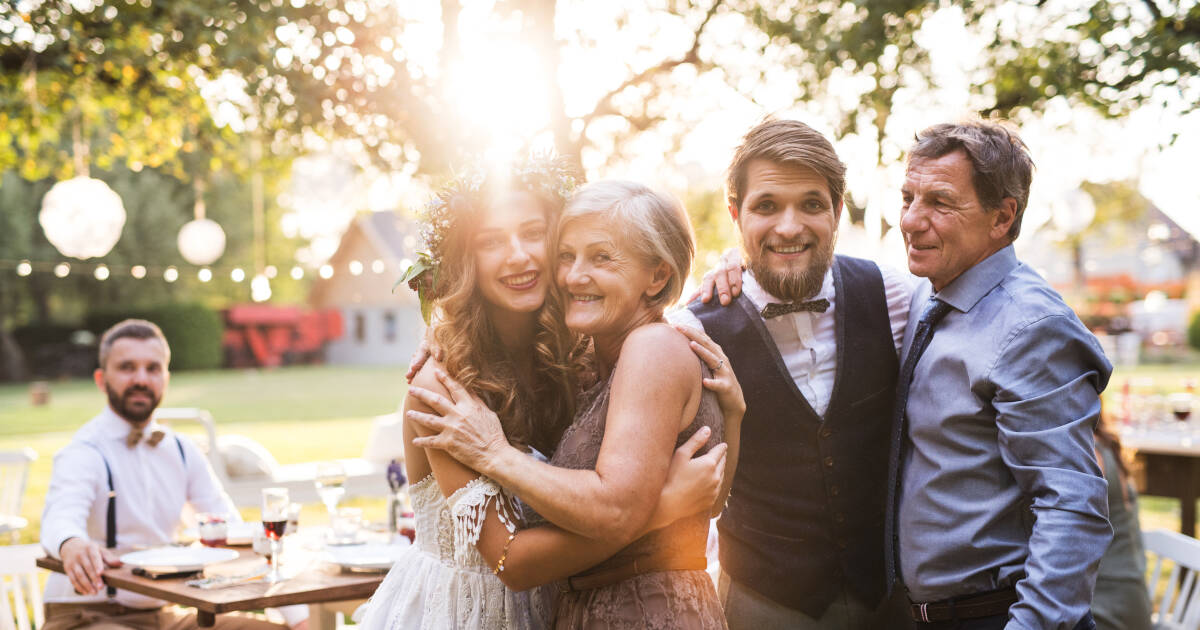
[674,118,914,628]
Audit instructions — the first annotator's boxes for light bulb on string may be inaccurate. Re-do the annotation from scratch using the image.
[198,268,213,282]
[265,265,278,279]
[16,261,32,276]
[319,264,333,279]
[251,273,272,302]
[131,265,147,279]
[164,267,179,283]
[291,266,304,280]
[371,259,385,274]
[94,265,110,281]
[231,268,246,282]
[54,263,70,278]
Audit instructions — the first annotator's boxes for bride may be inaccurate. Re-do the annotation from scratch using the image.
[356,157,736,628]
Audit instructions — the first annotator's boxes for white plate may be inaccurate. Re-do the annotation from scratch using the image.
[181,522,259,546]
[326,542,410,570]
[120,546,240,572]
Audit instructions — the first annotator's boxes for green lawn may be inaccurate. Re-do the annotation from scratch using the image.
[1,365,409,544]
[0,365,409,437]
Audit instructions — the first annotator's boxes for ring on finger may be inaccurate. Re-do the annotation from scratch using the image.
[715,359,725,371]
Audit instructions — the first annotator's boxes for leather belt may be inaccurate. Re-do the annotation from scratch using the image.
[564,554,708,592]
[45,602,162,618]
[910,586,1018,623]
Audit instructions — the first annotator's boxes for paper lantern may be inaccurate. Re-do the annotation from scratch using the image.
[40,177,126,259]
[178,218,227,265]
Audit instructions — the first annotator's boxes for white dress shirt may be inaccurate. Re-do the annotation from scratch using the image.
[671,263,915,416]
[40,406,237,608]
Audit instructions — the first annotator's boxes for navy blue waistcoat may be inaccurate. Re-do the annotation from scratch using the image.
[689,255,898,618]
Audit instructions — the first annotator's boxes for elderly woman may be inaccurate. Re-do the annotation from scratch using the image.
[408,180,739,628]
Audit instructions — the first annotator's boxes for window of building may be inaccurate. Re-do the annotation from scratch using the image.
[384,311,397,343]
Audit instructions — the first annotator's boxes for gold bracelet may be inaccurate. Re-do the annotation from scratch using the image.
[493,532,517,575]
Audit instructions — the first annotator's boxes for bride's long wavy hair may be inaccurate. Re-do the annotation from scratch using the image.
[426,179,584,455]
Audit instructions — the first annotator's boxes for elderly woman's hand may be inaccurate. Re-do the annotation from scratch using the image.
[647,427,727,531]
[407,369,511,475]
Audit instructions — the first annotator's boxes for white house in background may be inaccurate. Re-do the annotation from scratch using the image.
[310,212,425,365]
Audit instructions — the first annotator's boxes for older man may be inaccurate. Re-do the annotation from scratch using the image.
[677,117,914,629]
[884,121,1112,629]
[40,319,306,630]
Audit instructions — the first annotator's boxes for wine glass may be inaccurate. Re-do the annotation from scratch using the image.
[314,462,347,521]
[261,487,289,583]
[1171,392,1194,422]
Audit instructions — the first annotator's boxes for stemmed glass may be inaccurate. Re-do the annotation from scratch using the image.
[315,462,347,522]
[261,487,289,583]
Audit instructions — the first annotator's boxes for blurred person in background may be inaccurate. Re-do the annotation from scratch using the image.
[40,319,307,630]
[1091,414,1152,630]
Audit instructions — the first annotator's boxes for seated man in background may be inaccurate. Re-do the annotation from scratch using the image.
[40,319,307,630]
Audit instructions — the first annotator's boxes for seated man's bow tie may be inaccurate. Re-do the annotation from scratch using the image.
[760,298,830,319]
[127,427,166,448]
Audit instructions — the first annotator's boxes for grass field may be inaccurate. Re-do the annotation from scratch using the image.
[1,361,1198,547]
[0,365,409,544]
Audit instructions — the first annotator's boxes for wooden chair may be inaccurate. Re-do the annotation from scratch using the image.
[0,544,45,630]
[1145,528,1200,629]
[0,449,35,543]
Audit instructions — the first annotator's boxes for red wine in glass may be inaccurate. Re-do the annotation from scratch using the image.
[200,535,227,547]
[263,519,288,540]
[398,511,416,543]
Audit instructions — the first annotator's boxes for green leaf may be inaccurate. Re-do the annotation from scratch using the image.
[393,259,429,293]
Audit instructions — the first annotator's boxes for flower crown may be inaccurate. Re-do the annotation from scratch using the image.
[397,153,578,323]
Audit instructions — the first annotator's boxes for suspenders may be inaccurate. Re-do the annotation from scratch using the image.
[81,435,187,598]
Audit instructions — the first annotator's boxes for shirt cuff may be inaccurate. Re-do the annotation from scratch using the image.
[43,531,89,560]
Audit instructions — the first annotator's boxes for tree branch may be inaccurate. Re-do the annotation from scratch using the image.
[576,0,723,131]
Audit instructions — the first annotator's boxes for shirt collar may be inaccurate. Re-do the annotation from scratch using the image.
[98,405,163,441]
[742,267,835,311]
[934,245,1019,313]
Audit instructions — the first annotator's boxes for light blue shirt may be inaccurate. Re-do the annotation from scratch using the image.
[897,245,1112,629]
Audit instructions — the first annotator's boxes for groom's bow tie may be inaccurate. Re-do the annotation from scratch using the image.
[126,427,166,448]
[760,298,830,319]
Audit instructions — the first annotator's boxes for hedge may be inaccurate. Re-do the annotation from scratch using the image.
[86,303,224,371]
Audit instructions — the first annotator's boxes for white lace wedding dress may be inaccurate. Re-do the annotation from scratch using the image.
[355,473,552,629]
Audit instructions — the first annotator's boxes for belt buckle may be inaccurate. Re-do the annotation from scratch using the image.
[918,602,931,622]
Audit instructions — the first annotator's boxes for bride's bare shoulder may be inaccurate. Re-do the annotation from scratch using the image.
[408,358,452,400]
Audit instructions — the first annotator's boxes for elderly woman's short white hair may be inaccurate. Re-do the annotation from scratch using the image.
[559,180,694,309]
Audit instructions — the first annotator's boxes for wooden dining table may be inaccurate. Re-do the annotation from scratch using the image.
[37,547,385,629]
[1123,429,1200,537]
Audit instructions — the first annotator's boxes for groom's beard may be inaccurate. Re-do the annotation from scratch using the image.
[105,382,160,424]
[746,235,836,302]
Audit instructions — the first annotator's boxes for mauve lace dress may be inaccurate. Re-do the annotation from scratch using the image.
[539,362,728,630]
